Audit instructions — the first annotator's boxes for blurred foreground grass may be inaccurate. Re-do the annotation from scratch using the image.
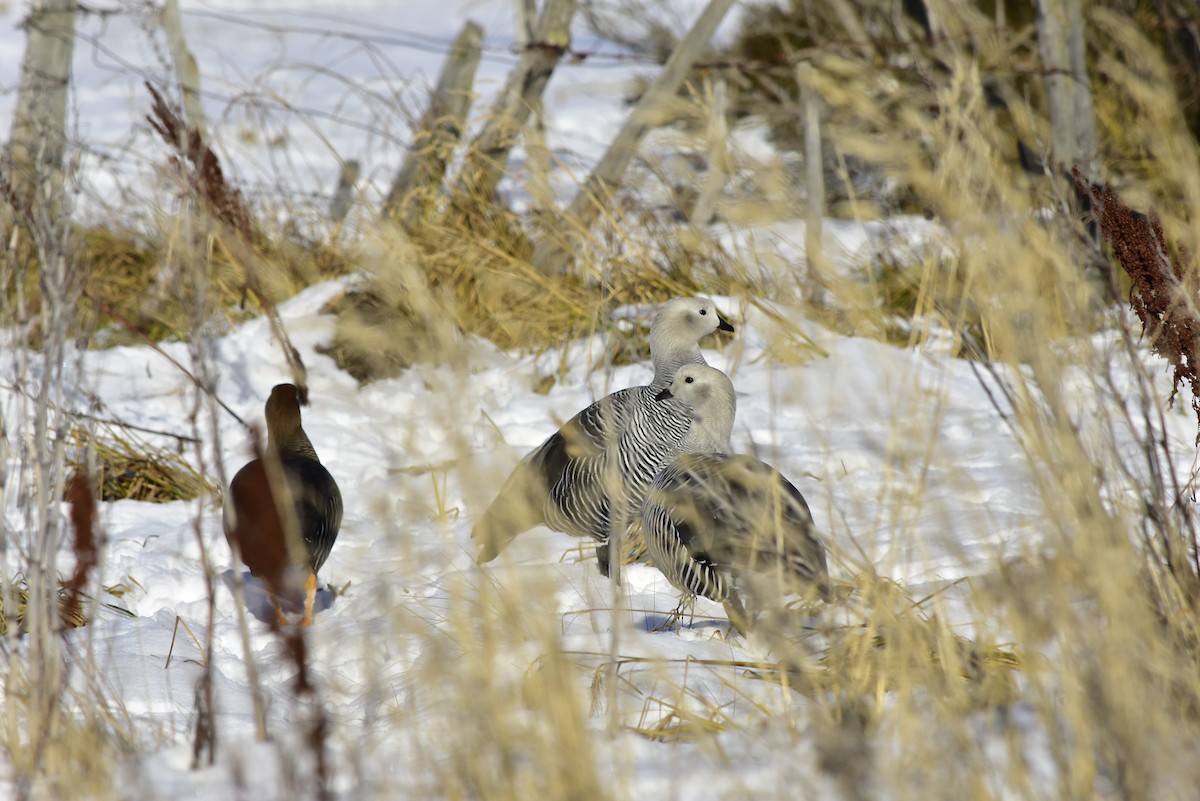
[3,3,1200,799]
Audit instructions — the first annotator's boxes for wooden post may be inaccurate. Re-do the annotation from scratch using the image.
[160,0,208,144]
[689,78,728,226]
[515,0,555,215]
[1036,0,1097,178]
[329,159,360,226]
[383,20,484,224]
[453,0,576,206]
[515,0,538,36]
[530,0,735,276]
[1037,0,1105,295]
[799,62,826,305]
[4,0,77,217]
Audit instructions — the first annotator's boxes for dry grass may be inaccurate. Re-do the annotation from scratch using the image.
[6,2,1200,799]
[0,683,129,801]
[6,83,354,351]
[3,221,355,351]
[319,194,731,383]
[69,426,214,503]
[0,578,88,636]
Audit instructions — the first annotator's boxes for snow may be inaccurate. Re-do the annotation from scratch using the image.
[11,274,1180,796]
[2,1,1199,799]
[5,0,698,225]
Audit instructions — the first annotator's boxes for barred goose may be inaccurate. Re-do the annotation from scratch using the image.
[225,383,343,627]
[473,297,734,575]
[639,365,829,631]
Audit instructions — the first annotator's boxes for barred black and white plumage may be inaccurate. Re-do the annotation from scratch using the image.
[639,365,829,631]
[225,383,343,627]
[473,297,735,575]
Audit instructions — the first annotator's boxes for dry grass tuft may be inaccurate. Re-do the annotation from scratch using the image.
[4,219,354,352]
[815,607,1021,712]
[82,225,355,348]
[319,198,725,382]
[0,694,130,801]
[70,427,213,503]
[0,577,88,636]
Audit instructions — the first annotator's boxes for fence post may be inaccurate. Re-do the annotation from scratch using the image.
[383,20,485,225]
[4,0,77,219]
[452,0,576,207]
[798,62,826,304]
[1037,0,1107,297]
[690,78,728,226]
[1036,0,1097,178]
[160,0,208,144]
[329,159,360,227]
[531,0,735,276]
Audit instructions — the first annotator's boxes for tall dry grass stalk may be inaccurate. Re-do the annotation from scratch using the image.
[1,126,132,797]
[748,5,1200,798]
[6,3,1200,799]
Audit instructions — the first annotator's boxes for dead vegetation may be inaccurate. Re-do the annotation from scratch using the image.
[1078,170,1200,430]
[70,426,213,503]
[4,1,1200,799]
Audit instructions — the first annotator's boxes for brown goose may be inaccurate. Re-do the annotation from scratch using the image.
[224,383,343,627]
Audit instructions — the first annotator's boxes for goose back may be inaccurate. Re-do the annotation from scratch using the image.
[473,298,733,571]
[639,365,830,623]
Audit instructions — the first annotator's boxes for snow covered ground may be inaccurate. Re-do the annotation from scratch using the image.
[3,1,1199,799]
[0,0,744,225]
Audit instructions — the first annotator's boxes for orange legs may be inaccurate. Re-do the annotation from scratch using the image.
[300,571,317,627]
[267,572,318,627]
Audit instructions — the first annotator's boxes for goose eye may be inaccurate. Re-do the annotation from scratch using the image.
[685,376,694,384]
[699,308,707,315]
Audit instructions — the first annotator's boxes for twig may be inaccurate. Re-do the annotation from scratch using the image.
[81,290,246,428]
[0,381,202,444]
[164,614,205,669]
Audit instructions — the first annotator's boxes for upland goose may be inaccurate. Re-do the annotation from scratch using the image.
[473,297,734,575]
[225,383,343,627]
[639,365,829,631]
